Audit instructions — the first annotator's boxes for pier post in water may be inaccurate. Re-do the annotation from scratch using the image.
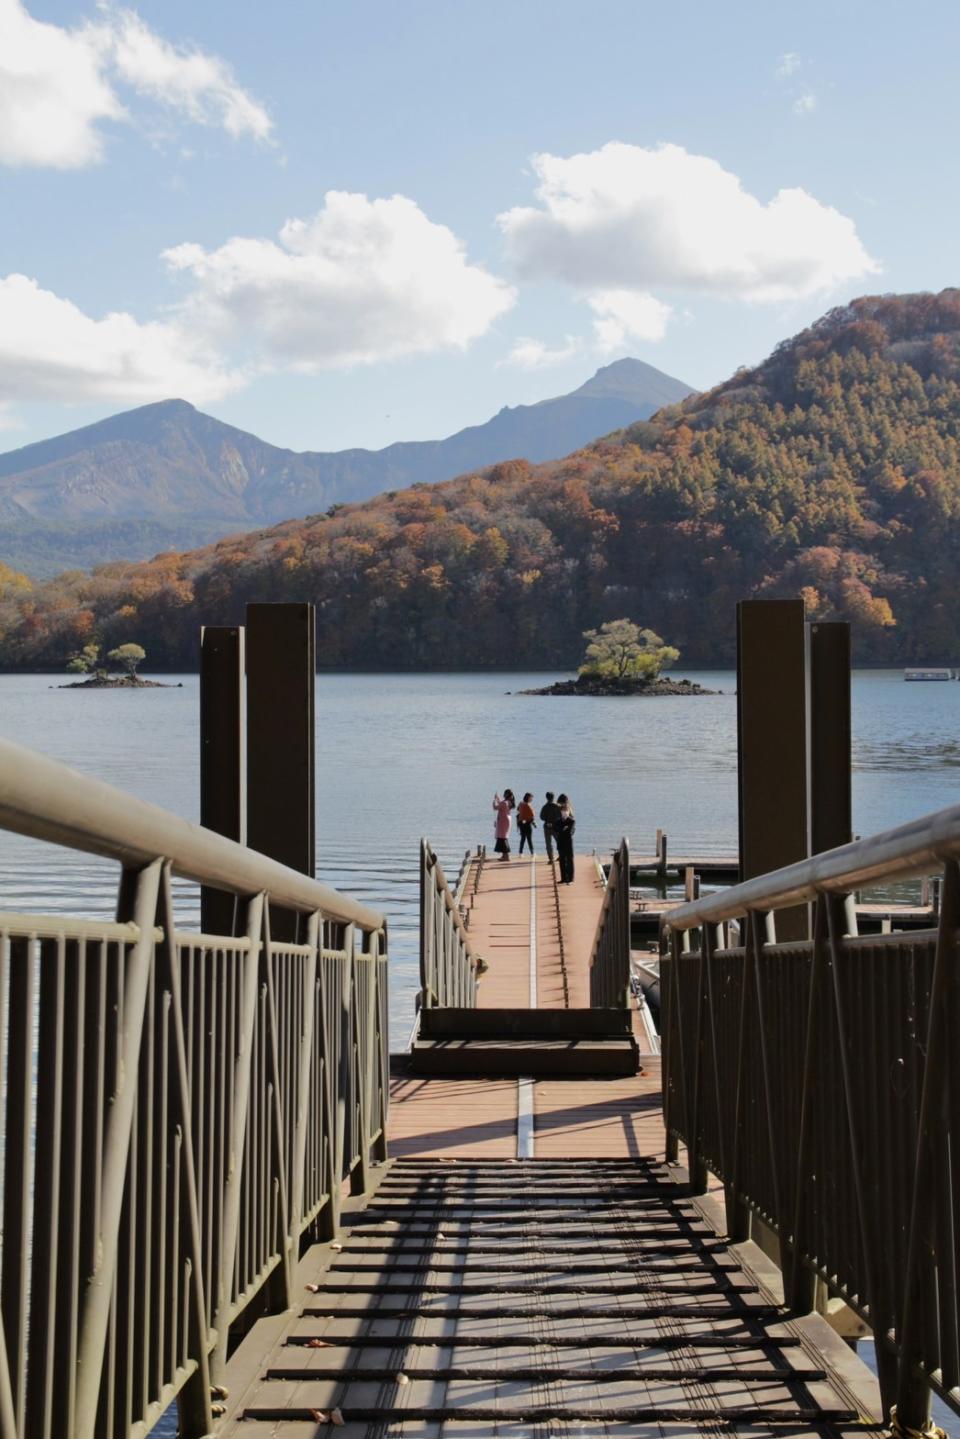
[807,620,852,855]
[246,603,317,939]
[736,599,809,939]
[200,625,246,934]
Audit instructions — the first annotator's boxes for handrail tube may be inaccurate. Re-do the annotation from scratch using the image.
[589,839,630,1008]
[0,737,383,931]
[424,844,476,955]
[664,799,960,931]
[419,839,478,1010]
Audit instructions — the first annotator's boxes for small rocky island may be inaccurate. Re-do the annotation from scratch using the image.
[518,619,717,696]
[58,641,178,689]
[520,674,716,696]
[60,675,174,689]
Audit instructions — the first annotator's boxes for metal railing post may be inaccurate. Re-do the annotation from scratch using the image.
[74,860,164,1439]
[418,841,481,1012]
[288,911,322,1247]
[211,892,266,1382]
[156,865,215,1439]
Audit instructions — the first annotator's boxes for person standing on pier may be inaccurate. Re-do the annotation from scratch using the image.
[517,793,536,855]
[554,794,576,883]
[540,791,561,861]
[493,790,515,861]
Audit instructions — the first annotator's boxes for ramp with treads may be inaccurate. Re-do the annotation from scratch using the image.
[222,1157,881,1436]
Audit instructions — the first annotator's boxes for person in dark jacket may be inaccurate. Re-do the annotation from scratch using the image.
[554,794,576,884]
[540,791,561,862]
[517,793,536,855]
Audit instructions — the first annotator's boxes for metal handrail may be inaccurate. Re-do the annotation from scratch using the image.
[589,838,631,1007]
[660,804,960,1432]
[664,798,960,931]
[0,736,383,931]
[419,839,480,1009]
[0,739,390,1439]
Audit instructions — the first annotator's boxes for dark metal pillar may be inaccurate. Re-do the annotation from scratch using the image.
[199,626,245,935]
[736,599,808,941]
[807,621,852,855]
[246,604,316,937]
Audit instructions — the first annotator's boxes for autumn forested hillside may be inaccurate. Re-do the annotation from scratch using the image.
[3,289,960,671]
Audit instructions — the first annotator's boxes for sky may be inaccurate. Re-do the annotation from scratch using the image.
[1,0,958,455]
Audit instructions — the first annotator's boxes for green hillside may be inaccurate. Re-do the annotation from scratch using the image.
[3,289,960,670]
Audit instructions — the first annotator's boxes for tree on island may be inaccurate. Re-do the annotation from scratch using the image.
[108,643,146,678]
[579,619,679,685]
[66,642,107,680]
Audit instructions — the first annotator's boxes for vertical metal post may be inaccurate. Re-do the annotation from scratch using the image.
[246,603,316,941]
[75,861,163,1439]
[210,893,265,1383]
[200,625,245,935]
[737,600,808,941]
[807,621,852,856]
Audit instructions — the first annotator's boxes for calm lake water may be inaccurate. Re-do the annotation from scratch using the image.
[1,667,959,1035]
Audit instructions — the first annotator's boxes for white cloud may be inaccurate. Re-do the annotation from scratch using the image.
[500,335,581,369]
[101,8,272,141]
[0,272,241,405]
[498,142,878,305]
[164,192,516,369]
[0,0,271,169]
[776,52,801,78]
[793,93,817,115]
[588,290,672,352]
[0,191,514,415]
[0,0,121,166]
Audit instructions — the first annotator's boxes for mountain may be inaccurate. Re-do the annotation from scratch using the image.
[0,358,693,577]
[4,288,959,672]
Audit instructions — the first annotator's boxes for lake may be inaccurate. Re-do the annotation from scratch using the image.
[1,668,960,1035]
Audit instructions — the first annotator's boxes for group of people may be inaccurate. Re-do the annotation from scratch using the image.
[492,790,576,883]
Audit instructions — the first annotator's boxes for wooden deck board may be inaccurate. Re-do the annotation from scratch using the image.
[388,1075,517,1159]
[224,1159,884,1437]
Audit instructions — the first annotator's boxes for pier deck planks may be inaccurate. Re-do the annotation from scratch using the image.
[216,852,884,1436]
[222,1158,884,1437]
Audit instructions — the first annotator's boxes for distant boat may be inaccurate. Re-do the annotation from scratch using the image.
[904,667,954,681]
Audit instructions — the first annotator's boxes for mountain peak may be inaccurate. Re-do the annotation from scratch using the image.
[573,357,695,408]
[140,397,197,415]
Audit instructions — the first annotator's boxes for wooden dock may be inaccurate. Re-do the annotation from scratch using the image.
[218,848,885,1436]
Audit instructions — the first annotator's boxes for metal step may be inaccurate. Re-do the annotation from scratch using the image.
[409,1036,639,1077]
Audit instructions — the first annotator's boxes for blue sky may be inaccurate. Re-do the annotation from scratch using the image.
[1,0,958,454]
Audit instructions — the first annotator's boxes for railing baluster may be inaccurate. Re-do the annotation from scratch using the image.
[787,894,827,1313]
[289,912,321,1244]
[211,893,265,1381]
[419,841,480,1012]
[153,866,214,1439]
[260,900,294,1310]
[75,860,163,1439]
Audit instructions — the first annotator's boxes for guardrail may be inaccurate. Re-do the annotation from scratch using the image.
[419,839,481,1009]
[660,802,960,1433]
[0,738,388,1439]
[589,839,631,1007]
